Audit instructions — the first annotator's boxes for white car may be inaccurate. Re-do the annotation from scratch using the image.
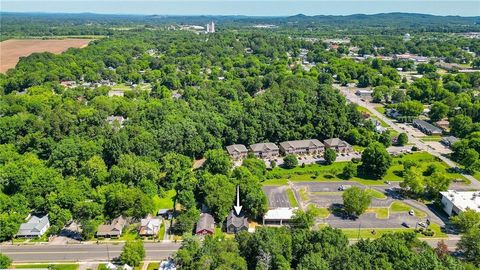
[409,210,414,216]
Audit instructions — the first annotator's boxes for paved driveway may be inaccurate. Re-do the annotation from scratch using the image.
[262,186,290,208]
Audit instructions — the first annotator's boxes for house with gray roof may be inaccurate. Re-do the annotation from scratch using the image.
[139,214,162,237]
[226,144,248,160]
[226,211,248,234]
[249,143,279,159]
[279,139,324,155]
[16,214,50,238]
[196,213,215,235]
[413,119,442,135]
[323,138,352,153]
[441,136,460,148]
[96,216,126,238]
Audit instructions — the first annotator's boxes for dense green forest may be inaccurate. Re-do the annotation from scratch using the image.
[1,12,480,268]
[175,228,477,270]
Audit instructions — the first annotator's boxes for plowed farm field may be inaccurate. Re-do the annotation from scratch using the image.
[0,39,93,73]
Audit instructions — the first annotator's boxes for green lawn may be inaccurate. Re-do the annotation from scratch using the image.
[286,188,299,207]
[390,201,427,218]
[298,188,309,201]
[119,224,140,241]
[264,152,468,187]
[365,188,387,199]
[342,228,414,239]
[262,178,288,186]
[375,106,386,114]
[158,222,166,240]
[310,191,343,195]
[342,225,446,239]
[147,263,160,270]
[420,135,443,142]
[308,205,330,218]
[153,190,176,212]
[14,264,78,270]
[134,263,143,270]
[367,207,389,219]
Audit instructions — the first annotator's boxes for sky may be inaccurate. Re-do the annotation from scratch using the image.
[1,0,479,16]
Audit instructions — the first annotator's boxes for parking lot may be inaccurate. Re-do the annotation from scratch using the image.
[262,186,290,208]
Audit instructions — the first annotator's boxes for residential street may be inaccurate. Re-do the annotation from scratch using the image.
[335,84,480,190]
[0,242,181,262]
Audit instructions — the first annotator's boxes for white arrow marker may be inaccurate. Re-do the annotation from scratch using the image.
[234,185,243,215]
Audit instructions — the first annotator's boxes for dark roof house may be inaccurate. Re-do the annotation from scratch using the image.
[196,213,215,235]
[413,119,442,135]
[96,216,126,238]
[226,211,248,234]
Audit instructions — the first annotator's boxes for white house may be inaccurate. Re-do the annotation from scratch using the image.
[440,190,480,216]
[16,214,50,238]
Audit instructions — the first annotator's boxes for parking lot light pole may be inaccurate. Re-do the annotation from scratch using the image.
[357,222,361,239]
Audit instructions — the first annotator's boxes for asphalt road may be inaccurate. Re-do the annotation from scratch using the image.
[335,84,480,190]
[0,243,182,262]
[262,186,290,208]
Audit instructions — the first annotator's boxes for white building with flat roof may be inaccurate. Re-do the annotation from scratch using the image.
[263,207,297,225]
[440,190,480,216]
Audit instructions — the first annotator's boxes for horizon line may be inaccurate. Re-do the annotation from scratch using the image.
[1,11,479,18]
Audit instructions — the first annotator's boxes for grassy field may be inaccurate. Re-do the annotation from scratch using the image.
[365,188,387,199]
[342,223,446,239]
[342,228,414,239]
[308,205,330,218]
[147,263,160,270]
[158,222,166,240]
[375,106,386,114]
[421,135,443,142]
[14,264,78,270]
[390,201,427,218]
[263,152,468,189]
[286,188,299,207]
[118,224,140,241]
[153,190,176,212]
[366,207,389,219]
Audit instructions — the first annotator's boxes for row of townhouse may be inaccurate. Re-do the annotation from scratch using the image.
[226,138,352,160]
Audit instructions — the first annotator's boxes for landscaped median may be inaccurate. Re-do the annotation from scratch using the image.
[341,223,447,239]
[13,264,79,270]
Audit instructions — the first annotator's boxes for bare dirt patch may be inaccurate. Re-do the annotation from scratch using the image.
[0,39,93,73]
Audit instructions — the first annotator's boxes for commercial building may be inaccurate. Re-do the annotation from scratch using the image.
[279,139,324,155]
[263,207,297,225]
[226,144,248,160]
[440,190,480,216]
[249,143,279,159]
[412,119,442,135]
[323,138,352,153]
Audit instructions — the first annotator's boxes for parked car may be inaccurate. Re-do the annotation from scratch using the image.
[401,222,409,228]
[409,210,414,216]
[338,185,352,191]
[418,222,427,228]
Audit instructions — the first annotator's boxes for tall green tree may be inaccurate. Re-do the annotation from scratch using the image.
[342,186,371,217]
[360,142,392,179]
[120,240,145,267]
